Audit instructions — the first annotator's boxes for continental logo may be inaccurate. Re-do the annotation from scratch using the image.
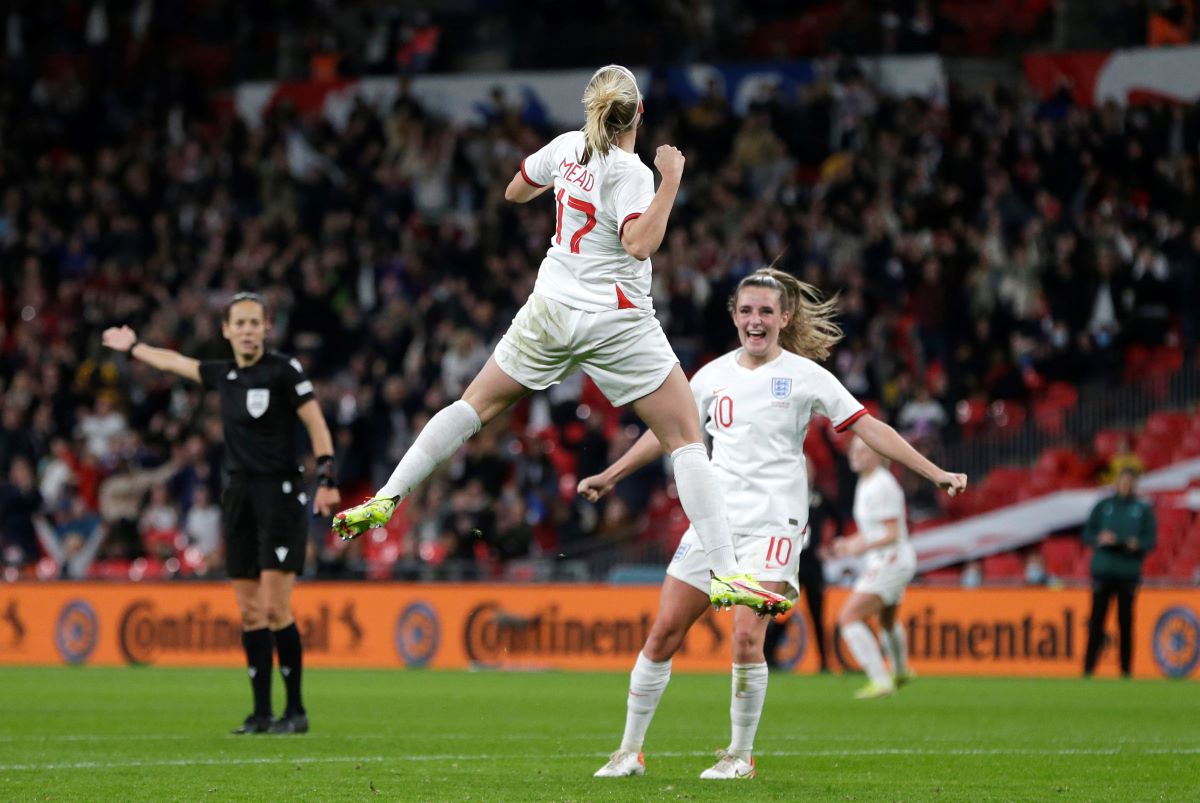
[55,600,99,665]
[906,607,1078,661]
[1152,606,1199,679]
[118,600,363,665]
[1,600,26,650]
[394,602,440,668]
[463,602,723,667]
[464,603,652,667]
[835,607,1079,668]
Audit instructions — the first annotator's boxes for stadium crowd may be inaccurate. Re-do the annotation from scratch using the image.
[3,29,1200,581]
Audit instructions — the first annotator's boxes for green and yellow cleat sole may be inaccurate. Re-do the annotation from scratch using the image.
[708,573,793,616]
[332,496,396,541]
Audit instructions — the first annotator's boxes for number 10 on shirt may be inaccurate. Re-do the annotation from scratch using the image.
[556,190,596,254]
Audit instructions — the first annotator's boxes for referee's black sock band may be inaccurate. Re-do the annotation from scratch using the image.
[273,622,305,716]
[241,627,274,717]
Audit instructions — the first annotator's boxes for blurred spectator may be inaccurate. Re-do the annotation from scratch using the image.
[0,459,42,568]
[77,395,128,462]
[896,384,949,443]
[1024,550,1048,586]
[33,498,105,579]
[98,458,177,560]
[961,559,983,589]
[184,485,222,565]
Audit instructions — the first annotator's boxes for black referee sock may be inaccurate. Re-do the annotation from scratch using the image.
[241,628,274,718]
[273,622,305,716]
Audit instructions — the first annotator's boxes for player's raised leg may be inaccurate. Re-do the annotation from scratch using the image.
[839,592,895,699]
[630,367,790,615]
[334,358,529,538]
[595,577,710,777]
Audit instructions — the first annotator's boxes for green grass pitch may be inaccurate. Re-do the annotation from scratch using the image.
[0,667,1194,801]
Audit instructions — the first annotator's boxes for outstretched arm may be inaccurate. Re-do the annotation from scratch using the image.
[102,326,201,383]
[578,429,666,502]
[850,414,968,495]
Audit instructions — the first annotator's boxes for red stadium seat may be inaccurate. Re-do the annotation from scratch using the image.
[982,552,1025,580]
[1093,429,1130,464]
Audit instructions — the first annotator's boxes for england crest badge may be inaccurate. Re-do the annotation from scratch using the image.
[771,377,792,399]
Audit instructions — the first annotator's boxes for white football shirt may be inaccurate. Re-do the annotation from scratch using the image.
[690,348,866,536]
[852,466,910,566]
[520,131,656,312]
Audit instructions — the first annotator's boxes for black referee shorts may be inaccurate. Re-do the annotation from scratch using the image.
[222,475,308,578]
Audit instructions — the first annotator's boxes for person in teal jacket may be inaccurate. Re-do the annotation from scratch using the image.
[1081,467,1157,677]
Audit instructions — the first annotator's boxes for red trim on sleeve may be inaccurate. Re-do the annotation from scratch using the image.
[834,408,868,432]
[519,158,545,188]
[619,212,642,240]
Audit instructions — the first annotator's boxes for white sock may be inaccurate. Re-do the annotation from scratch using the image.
[880,624,908,675]
[619,652,672,753]
[376,400,481,500]
[670,443,739,576]
[842,621,892,687]
[729,662,768,760]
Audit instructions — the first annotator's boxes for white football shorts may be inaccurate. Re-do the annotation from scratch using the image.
[853,543,917,605]
[667,525,803,601]
[494,293,678,407]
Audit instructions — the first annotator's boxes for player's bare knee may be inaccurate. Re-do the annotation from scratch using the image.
[731,629,765,664]
[643,628,684,662]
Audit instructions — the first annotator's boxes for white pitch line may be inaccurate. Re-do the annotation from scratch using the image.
[1,747,1198,772]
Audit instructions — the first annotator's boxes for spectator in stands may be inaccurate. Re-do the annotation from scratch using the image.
[184,485,223,573]
[0,458,42,569]
[1101,433,1145,484]
[97,456,178,560]
[1082,467,1156,678]
[34,498,106,580]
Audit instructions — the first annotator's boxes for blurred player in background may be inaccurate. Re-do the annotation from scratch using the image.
[833,435,918,699]
[334,65,789,614]
[102,292,340,734]
[583,267,967,779]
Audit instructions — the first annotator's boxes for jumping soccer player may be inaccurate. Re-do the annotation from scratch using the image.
[583,268,967,779]
[102,292,340,734]
[333,65,789,615]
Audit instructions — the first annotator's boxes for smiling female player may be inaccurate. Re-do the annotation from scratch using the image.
[581,267,968,779]
[333,65,789,614]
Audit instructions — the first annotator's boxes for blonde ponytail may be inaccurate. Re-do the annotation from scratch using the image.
[729,267,843,361]
[580,65,641,165]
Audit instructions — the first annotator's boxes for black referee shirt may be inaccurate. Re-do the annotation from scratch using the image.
[198,352,315,476]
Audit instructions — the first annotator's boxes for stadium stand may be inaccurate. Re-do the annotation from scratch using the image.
[1,3,1199,585]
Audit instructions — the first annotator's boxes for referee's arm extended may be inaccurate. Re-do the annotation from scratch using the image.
[102,325,201,382]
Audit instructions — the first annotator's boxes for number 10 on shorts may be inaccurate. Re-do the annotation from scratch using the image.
[764,536,793,569]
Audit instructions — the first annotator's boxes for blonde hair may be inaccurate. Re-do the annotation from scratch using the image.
[580,65,641,165]
[729,267,843,361]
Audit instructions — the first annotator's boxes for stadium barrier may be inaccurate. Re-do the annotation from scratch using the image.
[0,584,1196,679]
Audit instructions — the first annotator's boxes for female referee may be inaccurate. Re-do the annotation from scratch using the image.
[334,65,788,614]
[102,292,340,734]
[583,268,967,779]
